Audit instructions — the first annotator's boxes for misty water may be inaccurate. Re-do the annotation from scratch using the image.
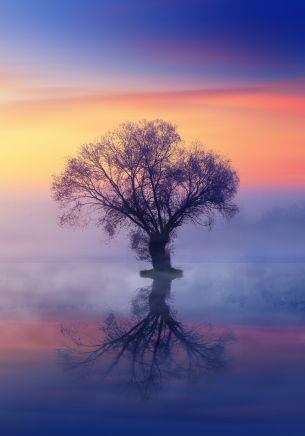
[1,259,305,435]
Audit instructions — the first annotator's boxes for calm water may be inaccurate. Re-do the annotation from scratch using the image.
[1,261,305,435]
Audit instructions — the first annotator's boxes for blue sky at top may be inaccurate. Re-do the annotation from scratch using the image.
[1,0,305,90]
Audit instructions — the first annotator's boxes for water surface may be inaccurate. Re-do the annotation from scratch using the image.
[1,261,305,435]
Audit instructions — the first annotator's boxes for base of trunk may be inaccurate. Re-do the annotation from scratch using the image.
[140,268,183,279]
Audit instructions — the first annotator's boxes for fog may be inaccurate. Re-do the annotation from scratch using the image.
[0,189,304,262]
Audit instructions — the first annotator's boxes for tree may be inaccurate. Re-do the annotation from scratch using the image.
[52,119,239,270]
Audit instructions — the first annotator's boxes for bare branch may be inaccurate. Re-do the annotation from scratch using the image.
[51,119,239,266]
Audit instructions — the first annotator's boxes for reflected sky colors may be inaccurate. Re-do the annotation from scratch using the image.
[1,262,305,435]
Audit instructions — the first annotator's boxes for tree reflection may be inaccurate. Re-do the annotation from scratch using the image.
[60,269,232,397]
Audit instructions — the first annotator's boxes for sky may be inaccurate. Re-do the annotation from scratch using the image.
[0,0,305,259]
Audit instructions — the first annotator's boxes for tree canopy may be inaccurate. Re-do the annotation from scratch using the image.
[52,119,239,260]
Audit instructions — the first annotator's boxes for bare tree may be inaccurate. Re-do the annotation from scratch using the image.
[52,119,239,269]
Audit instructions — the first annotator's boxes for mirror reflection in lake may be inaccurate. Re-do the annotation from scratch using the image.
[1,260,305,435]
[60,268,231,397]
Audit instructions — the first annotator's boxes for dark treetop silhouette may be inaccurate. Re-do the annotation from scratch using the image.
[52,119,239,270]
[60,270,230,397]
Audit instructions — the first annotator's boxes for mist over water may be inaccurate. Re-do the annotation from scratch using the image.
[1,261,305,324]
[0,260,305,435]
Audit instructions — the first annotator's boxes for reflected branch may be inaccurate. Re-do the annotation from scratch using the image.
[60,270,232,397]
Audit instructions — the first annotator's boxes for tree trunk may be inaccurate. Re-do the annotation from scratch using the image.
[148,233,171,271]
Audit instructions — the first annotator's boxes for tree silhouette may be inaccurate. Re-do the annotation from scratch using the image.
[60,270,232,397]
[52,119,239,270]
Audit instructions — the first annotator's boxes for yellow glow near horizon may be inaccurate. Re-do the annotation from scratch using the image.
[1,88,305,194]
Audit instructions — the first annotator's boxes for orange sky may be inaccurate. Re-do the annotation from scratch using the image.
[1,82,305,194]
[1,0,305,197]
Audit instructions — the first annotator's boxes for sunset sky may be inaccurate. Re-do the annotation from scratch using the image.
[1,0,305,194]
[0,0,305,260]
